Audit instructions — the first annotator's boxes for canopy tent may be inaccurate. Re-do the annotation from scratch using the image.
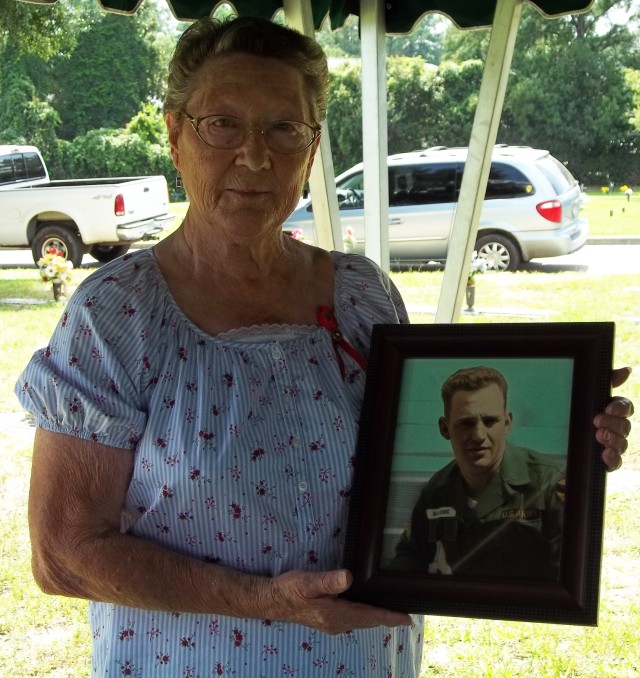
[17,0,594,321]
[18,0,594,30]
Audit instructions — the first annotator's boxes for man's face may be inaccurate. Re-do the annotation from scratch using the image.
[438,383,512,485]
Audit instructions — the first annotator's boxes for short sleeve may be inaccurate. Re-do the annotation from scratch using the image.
[14,253,165,448]
[332,252,410,361]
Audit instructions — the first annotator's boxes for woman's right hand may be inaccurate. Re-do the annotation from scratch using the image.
[266,569,412,634]
[29,428,412,631]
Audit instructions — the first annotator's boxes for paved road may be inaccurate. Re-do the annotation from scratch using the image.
[0,241,638,274]
[525,242,640,275]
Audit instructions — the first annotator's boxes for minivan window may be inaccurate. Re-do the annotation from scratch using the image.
[484,162,534,199]
[332,164,459,211]
[535,155,576,194]
[335,172,365,209]
[391,163,457,206]
[306,157,536,213]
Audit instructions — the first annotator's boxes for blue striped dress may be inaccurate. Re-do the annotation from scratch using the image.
[16,248,423,677]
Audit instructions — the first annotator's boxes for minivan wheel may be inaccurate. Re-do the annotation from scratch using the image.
[475,234,521,271]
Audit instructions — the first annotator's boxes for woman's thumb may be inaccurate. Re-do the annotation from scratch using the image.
[314,569,353,597]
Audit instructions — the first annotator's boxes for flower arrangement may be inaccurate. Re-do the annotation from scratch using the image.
[289,228,314,244]
[343,226,356,252]
[468,250,488,283]
[37,248,74,284]
[289,226,357,252]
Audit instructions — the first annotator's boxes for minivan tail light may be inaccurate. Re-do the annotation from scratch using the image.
[114,194,125,216]
[536,200,562,223]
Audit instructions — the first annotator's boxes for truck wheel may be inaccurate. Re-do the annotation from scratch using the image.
[89,244,131,263]
[475,234,521,271]
[32,225,84,268]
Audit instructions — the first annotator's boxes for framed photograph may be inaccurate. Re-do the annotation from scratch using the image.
[342,322,614,625]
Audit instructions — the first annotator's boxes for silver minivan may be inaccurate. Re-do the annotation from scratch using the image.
[283,145,588,270]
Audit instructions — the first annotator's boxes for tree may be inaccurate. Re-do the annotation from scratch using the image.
[315,12,445,62]
[0,0,79,60]
[0,65,60,156]
[0,38,61,164]
[126,102,167,146]
[0,0,89,158]
[326,59,362,173]
[438,0,639,182]
[428,60,483,147]
[386,14,446,62]
[53,7,164,139]
[501,39,636,182]
[387,57,437,153]
[625,67,640,132]
[441,22,489,62]
[53,101,175,180]
[442,0,640,64]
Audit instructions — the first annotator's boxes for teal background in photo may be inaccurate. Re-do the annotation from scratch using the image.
[391,358,574,474]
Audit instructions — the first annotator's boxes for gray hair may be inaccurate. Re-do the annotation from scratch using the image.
[164,16,329,126]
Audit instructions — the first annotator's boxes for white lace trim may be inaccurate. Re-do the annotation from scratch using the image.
[217,323,318,342]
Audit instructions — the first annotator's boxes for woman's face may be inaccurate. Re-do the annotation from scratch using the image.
[167,52,319,241]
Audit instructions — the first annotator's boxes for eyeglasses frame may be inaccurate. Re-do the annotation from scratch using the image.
[182,112,321,155]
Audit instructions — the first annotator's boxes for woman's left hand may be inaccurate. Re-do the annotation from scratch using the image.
[594,366,634,471]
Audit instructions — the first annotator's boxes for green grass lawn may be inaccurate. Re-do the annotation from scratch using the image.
[1,264,638,676]
[581,190,639,238]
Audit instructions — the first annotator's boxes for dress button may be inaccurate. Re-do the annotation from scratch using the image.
[298,481,308,491]
[271,346,282,359]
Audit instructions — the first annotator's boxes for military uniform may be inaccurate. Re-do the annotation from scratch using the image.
[389,443,565,579]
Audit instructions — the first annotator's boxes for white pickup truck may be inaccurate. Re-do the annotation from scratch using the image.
[0,145,175,267]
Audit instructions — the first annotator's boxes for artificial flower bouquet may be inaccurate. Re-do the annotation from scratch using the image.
[468,250,489,282]
[37,248,74,284]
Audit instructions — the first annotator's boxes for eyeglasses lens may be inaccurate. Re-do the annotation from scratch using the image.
[195,116,316,154]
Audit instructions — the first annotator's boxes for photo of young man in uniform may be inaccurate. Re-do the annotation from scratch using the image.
[388,366,566,580]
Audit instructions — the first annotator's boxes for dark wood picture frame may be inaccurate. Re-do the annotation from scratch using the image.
[342,322,614,625]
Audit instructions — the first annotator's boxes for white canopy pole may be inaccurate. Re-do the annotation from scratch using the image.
[360,0,389,270]
[435,0,524,323]
[284,0,342,251]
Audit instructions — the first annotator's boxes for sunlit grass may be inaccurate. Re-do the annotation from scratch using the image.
[581,191,639,238]
[0,428,91,677]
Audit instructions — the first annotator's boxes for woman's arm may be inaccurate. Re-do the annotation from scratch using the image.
[29,428,411,634]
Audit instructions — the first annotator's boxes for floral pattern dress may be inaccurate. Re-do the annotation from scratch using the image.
[16,248,424,677]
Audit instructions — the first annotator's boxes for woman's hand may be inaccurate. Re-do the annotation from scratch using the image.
[594,366,634,471]
[266,569,411,635]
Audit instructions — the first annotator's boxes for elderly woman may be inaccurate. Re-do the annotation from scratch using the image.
[17,16,632,677]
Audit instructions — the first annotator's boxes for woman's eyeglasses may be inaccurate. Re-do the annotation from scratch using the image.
[183,113,320,155]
